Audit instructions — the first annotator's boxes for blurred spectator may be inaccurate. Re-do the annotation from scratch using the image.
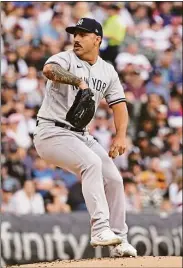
[25,45,46,71]
[121,64,147,102]
[44,180,71,214]
[116,43,152,80]
[16,66,38,94]
[53,168,78,189]
[148,157,167,190]
[146,69,170,103]
[124,178,141,212]
[132,4,149,25]
[160,191,173,215]
[32,157,54,196]
[6,113,32,149]
[139,15,170,51]
[38,11,67,50]
[5,144,27,186]
[138,171,164,212]
[169,175,182,213]
[37,3,54,26]
[8,180,45,215]
[1,49,28,77]
[1,188,14,213]
[158,2,173,26]
[72,2,93,23]
[1,163,21,191]
[138,93,164,124]
[101,3,126,65]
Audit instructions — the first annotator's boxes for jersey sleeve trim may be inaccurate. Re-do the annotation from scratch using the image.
[44,61,61,67]
[108,98,126,107]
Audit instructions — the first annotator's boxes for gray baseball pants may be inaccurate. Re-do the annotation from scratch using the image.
[33,119,128,237]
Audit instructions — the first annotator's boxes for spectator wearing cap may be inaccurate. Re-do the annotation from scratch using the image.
[101,3,126,65]
[8,180,45,215]
[146,69,170,103]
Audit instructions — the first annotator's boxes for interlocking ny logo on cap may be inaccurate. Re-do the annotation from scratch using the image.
[77,19,83,26]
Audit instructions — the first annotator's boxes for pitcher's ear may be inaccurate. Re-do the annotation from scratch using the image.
[96,36,102,46]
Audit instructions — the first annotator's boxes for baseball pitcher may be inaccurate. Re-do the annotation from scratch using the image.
[33,18,137,257]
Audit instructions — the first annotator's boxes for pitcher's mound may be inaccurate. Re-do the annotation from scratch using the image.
[13,256,182,268]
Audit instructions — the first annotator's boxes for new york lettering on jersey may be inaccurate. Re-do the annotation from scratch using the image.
[73,77,107,94]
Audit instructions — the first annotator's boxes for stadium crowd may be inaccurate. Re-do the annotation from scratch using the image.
[1,2,182,215]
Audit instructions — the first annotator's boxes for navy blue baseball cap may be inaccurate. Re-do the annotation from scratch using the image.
[66,18,103,38]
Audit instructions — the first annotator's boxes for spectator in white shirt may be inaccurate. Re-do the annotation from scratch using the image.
[115,43,152,80]
[140,16,170,51]
[16,66,38,94]
[6,113,32,149]
[8,180,45,215]
[169,175,182,213]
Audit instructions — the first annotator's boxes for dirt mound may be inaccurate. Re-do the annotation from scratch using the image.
[10,256,182,268]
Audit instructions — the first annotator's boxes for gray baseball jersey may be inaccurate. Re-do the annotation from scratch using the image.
[37,49,126,125]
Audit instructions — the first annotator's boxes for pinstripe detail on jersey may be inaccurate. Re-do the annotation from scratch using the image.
[108,98,126,107]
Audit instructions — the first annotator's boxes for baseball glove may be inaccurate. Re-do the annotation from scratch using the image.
[66,88,95,129]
